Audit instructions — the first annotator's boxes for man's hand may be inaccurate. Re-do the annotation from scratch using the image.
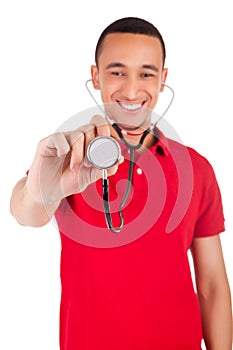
[10,116,123,226]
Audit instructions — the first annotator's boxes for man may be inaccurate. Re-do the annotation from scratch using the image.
[10,17,232,349]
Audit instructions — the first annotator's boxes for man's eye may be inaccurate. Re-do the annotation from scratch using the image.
[141,73,154,78]
[111,71,124,76]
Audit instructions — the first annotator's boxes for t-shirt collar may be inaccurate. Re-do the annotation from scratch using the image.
[151,127,169,156]
[119,126,169,157]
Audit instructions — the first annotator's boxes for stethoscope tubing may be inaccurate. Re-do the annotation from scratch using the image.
[85,79,175,232]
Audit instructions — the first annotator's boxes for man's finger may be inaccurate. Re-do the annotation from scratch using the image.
[90,115,111,137]
[39,133,71,158]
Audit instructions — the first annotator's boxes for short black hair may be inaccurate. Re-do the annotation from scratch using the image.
[95,17,166,67]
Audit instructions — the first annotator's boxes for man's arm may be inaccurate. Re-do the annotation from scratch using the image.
[10,177,61,227]
[191,235,232,350]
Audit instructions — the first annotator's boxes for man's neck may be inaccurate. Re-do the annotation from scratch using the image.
[110,124,157,154]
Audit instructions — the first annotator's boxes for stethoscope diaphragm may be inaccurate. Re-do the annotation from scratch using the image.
[87,136,121,170]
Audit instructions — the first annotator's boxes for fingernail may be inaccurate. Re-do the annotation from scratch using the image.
[119,155,124,164]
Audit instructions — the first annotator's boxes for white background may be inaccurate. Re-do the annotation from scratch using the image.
[1,1,232,349]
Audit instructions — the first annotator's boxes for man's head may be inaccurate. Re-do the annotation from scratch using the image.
[91,17,168,131]
[95,17,166,68]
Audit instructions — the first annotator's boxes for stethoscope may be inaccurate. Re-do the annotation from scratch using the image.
[85,79,175,233]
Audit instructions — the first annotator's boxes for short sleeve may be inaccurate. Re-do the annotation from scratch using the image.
[194,158,225,238]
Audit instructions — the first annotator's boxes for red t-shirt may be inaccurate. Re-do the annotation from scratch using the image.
[55,132,225,350]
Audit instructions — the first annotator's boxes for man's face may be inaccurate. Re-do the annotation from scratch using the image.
[91,33,167,131]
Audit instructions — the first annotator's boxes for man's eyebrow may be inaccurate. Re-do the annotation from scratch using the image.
[142,64,159,72]
[105,62,126,69]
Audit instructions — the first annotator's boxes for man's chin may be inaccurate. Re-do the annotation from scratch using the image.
[116,120,151,133]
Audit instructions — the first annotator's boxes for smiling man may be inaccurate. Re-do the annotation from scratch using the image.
[91,30,167,133]
[10,17,232,349]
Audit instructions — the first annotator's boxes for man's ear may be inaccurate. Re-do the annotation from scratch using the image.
[91,65,100,90]
[160,68,168,92]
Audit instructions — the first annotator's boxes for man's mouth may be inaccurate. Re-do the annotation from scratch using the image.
[117,101,145,112]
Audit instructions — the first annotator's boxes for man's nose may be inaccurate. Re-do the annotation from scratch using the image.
[121,76,142,100]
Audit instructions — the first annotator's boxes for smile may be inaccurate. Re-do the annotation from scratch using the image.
[117,101,144,112]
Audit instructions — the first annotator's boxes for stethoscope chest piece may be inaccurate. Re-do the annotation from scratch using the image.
[87,136,121,170]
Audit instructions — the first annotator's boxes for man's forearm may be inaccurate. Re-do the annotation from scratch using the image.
[10,177,61,227]
[198,284,232,349]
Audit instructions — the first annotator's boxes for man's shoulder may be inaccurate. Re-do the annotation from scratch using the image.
[160,136,217,184]
[165,137,212,169]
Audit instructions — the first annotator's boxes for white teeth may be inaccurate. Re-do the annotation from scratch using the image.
[120,103,142,111]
